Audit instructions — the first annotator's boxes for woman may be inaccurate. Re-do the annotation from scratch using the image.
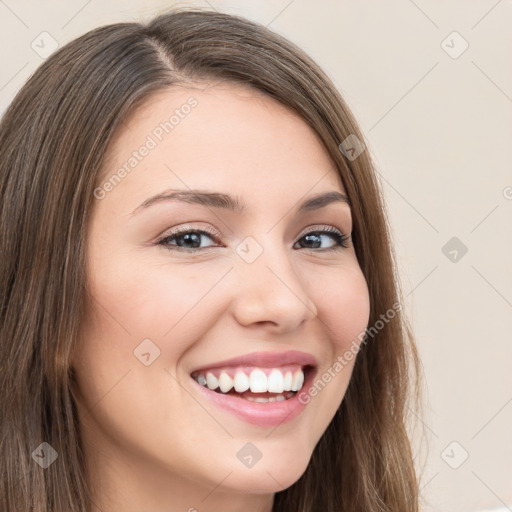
[0,8,423,512]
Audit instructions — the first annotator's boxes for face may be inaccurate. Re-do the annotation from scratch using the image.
[73,82,370,509]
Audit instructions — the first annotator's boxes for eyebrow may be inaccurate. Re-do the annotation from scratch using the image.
[130,189,351,217]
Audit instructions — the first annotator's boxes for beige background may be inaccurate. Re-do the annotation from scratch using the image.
[1,1,511,511]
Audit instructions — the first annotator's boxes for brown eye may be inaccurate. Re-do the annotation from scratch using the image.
[158,229,220,251]
[294,227,349,251]
[156,226,350,253]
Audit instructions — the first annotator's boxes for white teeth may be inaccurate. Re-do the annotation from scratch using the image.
[233,371,250,393]
[249,369,267,392]
[291,369,304,392]
[297,371,305,390]
[195,367,307,395]
[218,371,234,393]
[246,396,269,403]
[283,371,293,391]
[245,393,287,403]
[267,369,284,393]
[206,372,219,391]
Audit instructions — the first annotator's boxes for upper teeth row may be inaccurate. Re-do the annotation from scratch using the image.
[194,368,305,394]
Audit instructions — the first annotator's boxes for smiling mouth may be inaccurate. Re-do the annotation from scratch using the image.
[190,365,313,403]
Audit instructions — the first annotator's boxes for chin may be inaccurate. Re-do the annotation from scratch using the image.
[220,451,311,494]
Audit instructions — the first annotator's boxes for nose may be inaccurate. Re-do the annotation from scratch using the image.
[229,238,318,332]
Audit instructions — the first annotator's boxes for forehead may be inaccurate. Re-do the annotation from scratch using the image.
[96,82,344,212]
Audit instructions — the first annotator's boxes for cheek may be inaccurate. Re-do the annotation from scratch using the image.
[84,248,232,361]
[296,265,370,425]
[314,265,371,352]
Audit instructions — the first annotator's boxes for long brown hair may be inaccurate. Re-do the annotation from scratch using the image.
[0,8,423,511]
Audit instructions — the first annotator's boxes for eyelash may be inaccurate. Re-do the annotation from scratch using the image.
[156,225,350,253]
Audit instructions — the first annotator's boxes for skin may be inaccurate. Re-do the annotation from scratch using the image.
[72,81,371,512]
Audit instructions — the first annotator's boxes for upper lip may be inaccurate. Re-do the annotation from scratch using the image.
[190,350,318,374]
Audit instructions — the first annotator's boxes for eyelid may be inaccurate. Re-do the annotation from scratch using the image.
[301,224,344,235]
[159,223,347,241]
[159,223,222,240]
[155,222,350,252]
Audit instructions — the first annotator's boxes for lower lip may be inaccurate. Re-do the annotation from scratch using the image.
[191,368,317,428]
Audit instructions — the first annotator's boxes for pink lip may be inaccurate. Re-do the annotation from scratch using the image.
[190,350,318,373]
[190,365,318,428]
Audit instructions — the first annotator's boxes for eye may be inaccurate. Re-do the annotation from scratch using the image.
[157,227,220,251]
[156,225,350,252]
[294,226,350,252]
